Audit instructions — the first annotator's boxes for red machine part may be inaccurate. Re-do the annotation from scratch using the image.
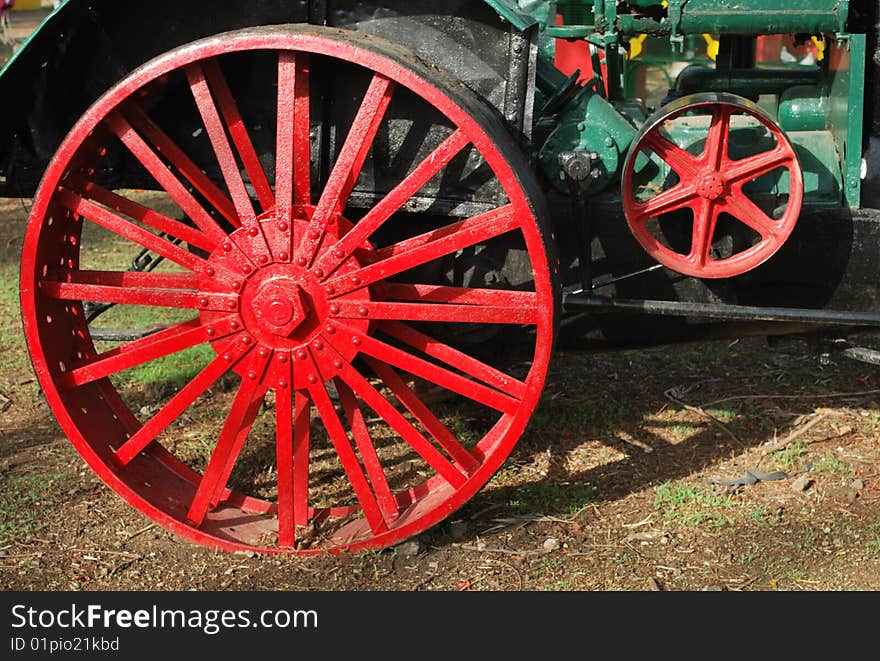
[21,26,556,553]
[622,96,804,279]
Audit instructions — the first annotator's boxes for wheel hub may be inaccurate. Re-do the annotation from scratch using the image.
[199,215,371,385]
[695,171,726,200]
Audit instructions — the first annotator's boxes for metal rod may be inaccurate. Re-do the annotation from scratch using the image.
[562,293,880,327]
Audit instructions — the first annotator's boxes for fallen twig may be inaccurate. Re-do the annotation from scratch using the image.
[125,523,157,541]
[457,544,547,557]
[69,548,141,560]
[700,389,880,409]
[665,387,744,447]
[760,412,828,454]
[616,431,653,454]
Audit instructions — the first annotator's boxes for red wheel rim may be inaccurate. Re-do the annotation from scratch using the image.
[21,26,557,553]
[622,94,804,279]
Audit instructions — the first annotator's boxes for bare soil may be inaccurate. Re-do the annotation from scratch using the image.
[0,196,878,591]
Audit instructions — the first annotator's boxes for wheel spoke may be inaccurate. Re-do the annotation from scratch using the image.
[726,145,794,184]
[341,325,520,415]
[275,367,297,548]
[297,74,395,266]
[326,204,520,297]
[61,316,238,388]
[276,52,312,227]
[720,190,778,238]
[329,347,468,489]
[633,183,698,221]
[314,129,470,278]
[307,359,388,535]
[55,188,209,273]
[643,132,701,178]
[70,177,215,253]
[186,375,268,526]
[334,300,539,324]
[124,104,239,226]
[41,273,236,311]
[107,111,233,240]
[336,379,399,522]
[187,63,257,224]
[115,346,249,465]
[703,105,732,170]
[202,58,275,212]
[292,390,311,529]
[688,198,718,267]
[365,357,479,473]
[382,283,538,308]
[381,320,527,400]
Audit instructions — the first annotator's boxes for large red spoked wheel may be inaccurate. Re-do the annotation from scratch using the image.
[622,93,804,279]
[21,26,557,553]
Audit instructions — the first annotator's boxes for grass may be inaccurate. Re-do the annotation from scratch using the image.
[815,451,852,476]
[654,482,734,531]
[773,441,808,472]
[0,472,63,542]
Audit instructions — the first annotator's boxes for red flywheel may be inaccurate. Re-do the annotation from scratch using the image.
[622,93,804,279]
[21,26,557,553]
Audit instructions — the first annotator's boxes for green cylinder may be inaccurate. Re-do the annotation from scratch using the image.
[778,86,827,132]
[617,0,846,36]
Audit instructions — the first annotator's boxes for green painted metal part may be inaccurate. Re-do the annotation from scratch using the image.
[538,85,638,193]
[827,33,866,208]
[615,0,849,36]
[779,86,828,132]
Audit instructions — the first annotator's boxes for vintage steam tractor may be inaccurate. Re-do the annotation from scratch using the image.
[0,0,877,553]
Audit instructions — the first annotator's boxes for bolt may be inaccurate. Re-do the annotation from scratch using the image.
[259,348,269,358]
[231,321,240,330]
[314,268,324,279]
[313,340,323,351]
[330,304,340,315]
[277,353,288,363]
[358,306,369,317]
[308,229,320,240]
[223,353,233,362]
[351,276,361,285]
[279,251,290,261]
[242,264,253,275]
[256,255,267,265]
[278,221,289,232]
[325,324,336,335]
[604,136,614,148]
[98,147,108,157]
[228,301,237,310]
[199,297,209,307]
[205,266,215,276]
[296,350,307,361]
[207,328,216,337]
[248,370,258,380]
[241,335,252,345]
[352,336,362,346]
[334,249,344,259]
[248,227,259,237]
[577,122,587,132]
[297,257,308,267]
[333,359,343,369]
[233,281,243,291]
[308,374,318,384]
[223,242,233,252]
[279,380,289,389]
[327,286,336,295]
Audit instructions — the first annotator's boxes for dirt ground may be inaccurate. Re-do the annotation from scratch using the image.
[0,193,878,591]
